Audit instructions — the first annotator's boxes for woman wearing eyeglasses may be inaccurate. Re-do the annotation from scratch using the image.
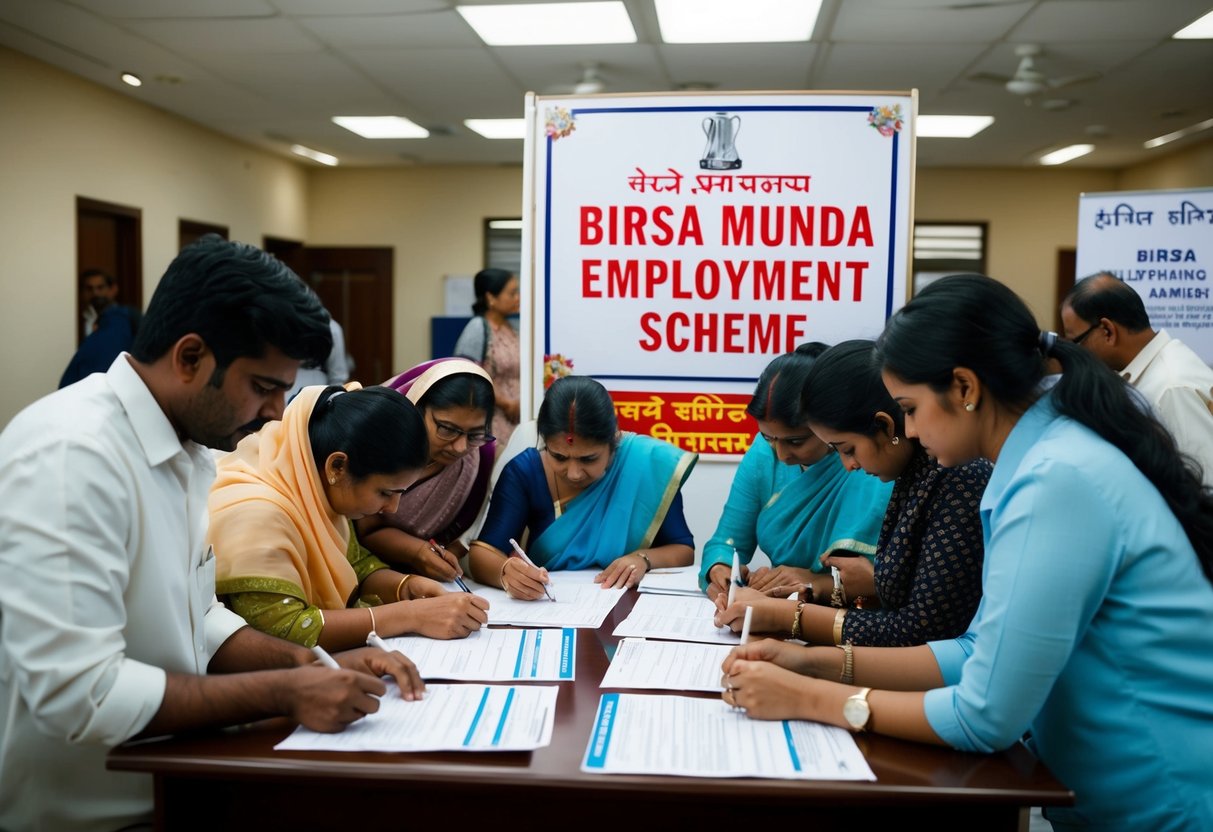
[468,375,698,598]
[715,339,991,648]
[210,384,489,649]
[357,358,499,582]
[700,343,893,601]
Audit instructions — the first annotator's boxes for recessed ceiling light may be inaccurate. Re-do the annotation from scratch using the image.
[1038,144,1094,166]
[1143,117,1213,149]
[464,119,527,140]
[456,2,636,46]
[1173,9,1213,38]
[290,144,338,166]
[655,0,821,43]
[120,72,142,87]
[332,116,429,139]
[917,115,994,138]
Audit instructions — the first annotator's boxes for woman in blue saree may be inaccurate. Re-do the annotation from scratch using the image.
[468,376,697,599]
[700,343,892,601]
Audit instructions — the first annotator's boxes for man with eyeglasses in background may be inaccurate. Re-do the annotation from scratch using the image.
[1061,271,1213,488]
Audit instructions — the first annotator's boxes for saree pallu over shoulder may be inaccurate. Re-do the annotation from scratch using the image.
[529,433,697,571]
[209,384,360,610]
[756,452,887,570]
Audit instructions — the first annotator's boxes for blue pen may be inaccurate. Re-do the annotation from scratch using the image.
[429,538,471,593]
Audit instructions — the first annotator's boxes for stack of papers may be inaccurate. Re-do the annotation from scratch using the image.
[381,628,576,682]
[612,594,739,645]
[600,638,731,692]
[637,567,704,596]
[463,570,627,628]
[276,683,558,752]
[581,693,874,780]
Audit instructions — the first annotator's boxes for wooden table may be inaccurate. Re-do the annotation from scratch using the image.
[109,591,1073,830]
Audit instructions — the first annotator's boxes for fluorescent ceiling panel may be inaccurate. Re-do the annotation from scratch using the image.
[1039,144,1094,165]
[1173,10,1213,38]
[456,2,636,46]
[917,115,994,138]
[464,119,527,139]
[332,116,429,138]
[655,0,821,43]
[291,144,338,166]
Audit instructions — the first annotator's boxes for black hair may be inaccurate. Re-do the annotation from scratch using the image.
[414,372,496,433]
[131,234,332,382]
[746,342,830,424]
[800,340,904,437]
[537,375,618,447]
[81,268,116,287]
[309,386,429,480]
[876,273,1213,581]
[1064,272,1151,332]
[471,268,515,317]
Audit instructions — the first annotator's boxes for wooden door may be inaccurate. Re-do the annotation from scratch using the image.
[76,197,141,344]
[179,219,229,249]
[1055,248,1077,331]
[298,247,394,386]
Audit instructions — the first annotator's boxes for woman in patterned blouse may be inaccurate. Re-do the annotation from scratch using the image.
[715,339,989,647]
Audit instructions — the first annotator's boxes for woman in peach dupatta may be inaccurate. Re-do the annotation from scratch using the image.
[210,384,489,650]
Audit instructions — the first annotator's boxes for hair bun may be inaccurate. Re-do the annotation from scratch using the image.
[1038,330,1058,358]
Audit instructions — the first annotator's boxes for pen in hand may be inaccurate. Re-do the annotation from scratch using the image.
[727,548,743,607]
[366,631,390,652]
[429,538,471,592]
[508,537,556,601]
[739,605,753,645]
[310,644,341,669]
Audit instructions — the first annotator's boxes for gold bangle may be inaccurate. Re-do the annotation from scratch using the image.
[499,557,511,595]
[832,608,847,646]
[394,574,411,602]
[367,605,377,635]
[317,608,326,629]
[636,551,652,573]
[839,641,855,685]
[790,601,806,641]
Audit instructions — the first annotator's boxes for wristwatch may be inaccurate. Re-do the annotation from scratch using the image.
[843,687,873,732]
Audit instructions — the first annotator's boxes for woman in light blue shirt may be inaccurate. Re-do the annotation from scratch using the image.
[721,274,1213,831]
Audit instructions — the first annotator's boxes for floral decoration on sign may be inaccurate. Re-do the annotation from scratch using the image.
[545,107,576,141]
[543,353,575,389]
[867,104,904,137]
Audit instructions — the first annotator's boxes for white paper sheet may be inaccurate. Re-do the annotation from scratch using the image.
[275,683,558,752]
[601,638,731,692]
[612,594,739,644]
[465,570,627,628]
[637,567,704,596]
[581,693,874,781]
[381,628,576,682]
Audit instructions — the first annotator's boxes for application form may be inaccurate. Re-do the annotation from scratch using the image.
[612,594,739,644]
[600,638,731,692]
[468,571,627,628]
[275,683,558,752]
[381,628,576,682]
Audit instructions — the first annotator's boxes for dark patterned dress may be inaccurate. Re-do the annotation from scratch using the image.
[840,446,990,647]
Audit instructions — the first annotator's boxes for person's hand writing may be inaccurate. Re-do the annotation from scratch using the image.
[595,554,646,589]
[414,543,462,582]
[748,564,814,592]
[334,646,425,701]
[713,587,784,633]
[721,659,815,721]
[722,637,813,676]
[705,561,749,603]
[500,556,550,601]
[408,593,490,639]
[821,554,875,599]
[280,665,386,732]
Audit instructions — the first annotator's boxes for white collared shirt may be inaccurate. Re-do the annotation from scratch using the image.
[1121,330,1213,489]
[0,354,247,832]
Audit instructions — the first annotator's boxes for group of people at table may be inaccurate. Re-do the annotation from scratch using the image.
[1,236,1210,832]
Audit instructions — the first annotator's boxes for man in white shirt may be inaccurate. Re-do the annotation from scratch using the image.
[1061,272,1213,488]
[0,235,423,832]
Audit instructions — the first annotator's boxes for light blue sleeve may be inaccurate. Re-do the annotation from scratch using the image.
[924,458,1119,752]
[698,438,772,589]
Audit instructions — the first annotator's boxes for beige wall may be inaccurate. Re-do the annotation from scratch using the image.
[0,47,309,424]
[305,166,524,375]
[2,42,1211,428]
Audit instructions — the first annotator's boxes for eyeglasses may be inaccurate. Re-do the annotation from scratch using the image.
[429,413,494,447]
[1069,321,1101,345]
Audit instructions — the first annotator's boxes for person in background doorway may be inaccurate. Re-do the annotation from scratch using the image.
[453,268,521,449]
[1061,271,1213,489]
[59,269,141,388]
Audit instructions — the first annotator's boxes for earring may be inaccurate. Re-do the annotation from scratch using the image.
[964,402,976,412]
[891,435,900,445]
[329,477,336,485]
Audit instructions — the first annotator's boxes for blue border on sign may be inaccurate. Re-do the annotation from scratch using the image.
[542,104,904,381]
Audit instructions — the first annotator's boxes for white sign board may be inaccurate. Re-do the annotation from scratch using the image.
[1076,188,1213,363]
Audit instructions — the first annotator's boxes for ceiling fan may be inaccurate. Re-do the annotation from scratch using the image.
[970,45,1101,97]
[545,63,607,96]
